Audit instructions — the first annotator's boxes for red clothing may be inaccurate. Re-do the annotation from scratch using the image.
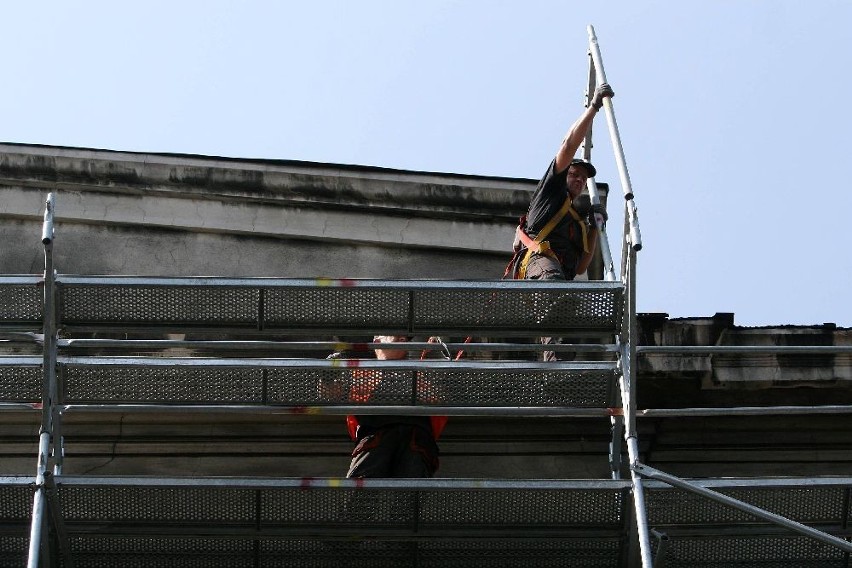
[344,368,447,440]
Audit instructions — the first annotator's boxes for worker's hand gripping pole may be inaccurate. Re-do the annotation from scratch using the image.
[587,25,642,251]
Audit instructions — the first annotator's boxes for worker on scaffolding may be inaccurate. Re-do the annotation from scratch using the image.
[323,335,447,478]
[506,82,614,361]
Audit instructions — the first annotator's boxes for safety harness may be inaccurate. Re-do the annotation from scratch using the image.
[510,196,589,279]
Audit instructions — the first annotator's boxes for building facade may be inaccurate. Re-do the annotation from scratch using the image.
[2,143,850,567]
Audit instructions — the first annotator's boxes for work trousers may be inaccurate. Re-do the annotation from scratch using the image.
[525,253,575,362]
[347,424,439,478]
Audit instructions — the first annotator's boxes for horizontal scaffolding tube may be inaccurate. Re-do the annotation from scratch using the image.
[0,332,43,343]
[639,405,852,417]
[54,475,633,491]
[56,355,617,372]
[60,404,624,417]
[0,402,42,411]
[0,356,43,365]
[639,345,852,354]
[58,339,619,354]
[56,275,623,291]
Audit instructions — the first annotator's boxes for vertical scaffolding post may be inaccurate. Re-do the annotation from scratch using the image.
[608,406,624,480]
[28,193,58,568]
[580,54,616,282]
[581,27,622,483]
[582,54,623,476]
[27,433,50,568]
[621,244,652,567]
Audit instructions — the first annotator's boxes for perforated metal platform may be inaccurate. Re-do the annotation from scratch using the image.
[45,538,629,568]
[36,275,631,564]
[57,478,629,535]
[49,476,631,567]
[0,477,34,568]
[0,358,42,404]
[650,534,848,568]
[57,538,626,568]
[0,277,43,331]
[36,477,852,568]
[56,277,623,336]
[57,357,618,409]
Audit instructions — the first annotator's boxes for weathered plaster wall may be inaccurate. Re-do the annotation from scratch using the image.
[0,144,543,279]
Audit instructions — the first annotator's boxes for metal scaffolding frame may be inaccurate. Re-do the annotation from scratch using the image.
[2,193,636,566]
[1,25,851,568]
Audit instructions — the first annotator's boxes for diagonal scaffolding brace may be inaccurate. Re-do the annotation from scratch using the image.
[587,25,642,253]
[635,462,852,556]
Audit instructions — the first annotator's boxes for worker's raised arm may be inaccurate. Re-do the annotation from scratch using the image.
[554,83,614,173]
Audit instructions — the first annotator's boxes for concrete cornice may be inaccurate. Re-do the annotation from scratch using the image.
[5,143,603,256]
[0,143,538,221]
[636,313,852,387]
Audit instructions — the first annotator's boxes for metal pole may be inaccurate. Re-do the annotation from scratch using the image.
[26,432,50,568]
[580,51,617,282]
[42,193,59,473]
[41,194,54,246]
[588,178,617,281]
[55,355,616,372]
[650,529,669,568]
[54,475,633,491]
[44,471,74,568]
[58,338,618,354]
[41,194,56,433]
[620,246,652,567]
[620,210,630,280]
[634,462,852,554]
[59,403,622,417]
[639,345,852,355]
[28,193,60,568]
[608,413,623,479]
[625,200,642,252]
[587,25,642,251]
[639,405,852,417]
[625,248,638,440]
[626,433,653,567]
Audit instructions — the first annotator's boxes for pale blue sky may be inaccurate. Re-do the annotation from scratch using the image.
[4,1,851,326]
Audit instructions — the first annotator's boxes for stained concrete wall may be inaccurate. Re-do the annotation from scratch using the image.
[0,143,541,279]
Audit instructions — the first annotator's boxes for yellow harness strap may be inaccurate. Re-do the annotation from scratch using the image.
[566,204,590,254]
[516,197,588,279]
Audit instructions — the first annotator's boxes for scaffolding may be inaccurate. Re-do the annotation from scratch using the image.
[1,25,852,568]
